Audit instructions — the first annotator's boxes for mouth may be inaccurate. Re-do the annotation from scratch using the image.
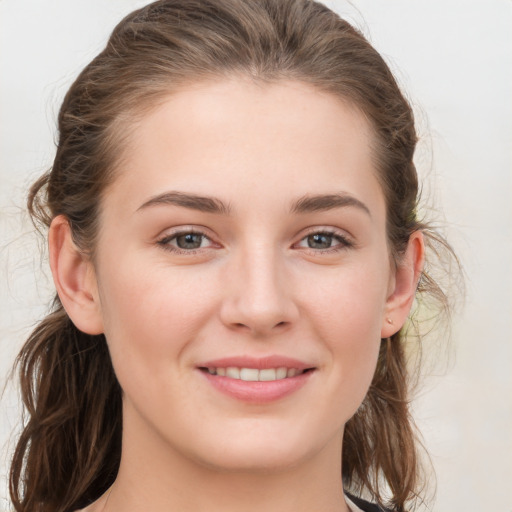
[199,366,314,381]
[196,356,316,403]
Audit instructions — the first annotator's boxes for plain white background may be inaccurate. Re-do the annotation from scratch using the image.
[1,1,511,510]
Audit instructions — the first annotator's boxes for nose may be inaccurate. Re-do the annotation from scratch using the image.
[219,245,299,336]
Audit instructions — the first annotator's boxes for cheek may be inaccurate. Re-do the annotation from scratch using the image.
[307,260,388,340]
[303,264,388,415]
[95,258,219,381]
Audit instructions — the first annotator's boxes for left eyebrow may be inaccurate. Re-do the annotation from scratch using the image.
[290,193,371,216]
[136,191,231,215]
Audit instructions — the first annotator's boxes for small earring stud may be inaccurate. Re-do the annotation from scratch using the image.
[386,317,393,325]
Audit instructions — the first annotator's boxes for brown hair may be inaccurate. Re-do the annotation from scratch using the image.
[10,1,456,511]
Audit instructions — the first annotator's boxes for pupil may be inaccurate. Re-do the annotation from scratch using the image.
[308,233,332,249]
[177,233,202,249]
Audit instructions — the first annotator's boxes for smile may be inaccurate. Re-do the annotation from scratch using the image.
[201,367,310,381]
[197,356,316,403]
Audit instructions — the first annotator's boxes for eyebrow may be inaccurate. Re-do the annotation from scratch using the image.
[137,190,370,217]
[291,193,371,216]
[137,191,231,215]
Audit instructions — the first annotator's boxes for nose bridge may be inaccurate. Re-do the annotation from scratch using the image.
[220,239,297,334]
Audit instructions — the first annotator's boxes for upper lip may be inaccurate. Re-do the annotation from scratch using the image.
[197,355,315,371]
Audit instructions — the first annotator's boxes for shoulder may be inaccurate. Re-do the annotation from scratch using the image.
[346,492,394,512]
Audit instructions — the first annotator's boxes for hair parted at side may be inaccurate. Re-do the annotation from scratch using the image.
[10,1,457,511]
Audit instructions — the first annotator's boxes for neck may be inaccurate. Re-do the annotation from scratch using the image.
[96,408,350,512]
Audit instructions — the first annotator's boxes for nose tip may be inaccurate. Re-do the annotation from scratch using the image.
[219,258,299,336]
[230,318,290,334]
[222,292,297,335]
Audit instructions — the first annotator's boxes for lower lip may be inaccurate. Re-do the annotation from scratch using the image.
[200,370,314,403]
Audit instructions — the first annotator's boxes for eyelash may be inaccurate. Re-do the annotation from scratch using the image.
[156,229,216,254]
[294,229,354,254]
[156,228,353,255]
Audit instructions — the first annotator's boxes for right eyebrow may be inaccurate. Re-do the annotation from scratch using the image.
[136,191,231,215]
[291,192,371,217]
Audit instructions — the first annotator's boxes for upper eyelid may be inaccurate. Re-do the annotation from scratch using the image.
[297,226,353,240]
[159,231,211,242]
[156,225,214,240]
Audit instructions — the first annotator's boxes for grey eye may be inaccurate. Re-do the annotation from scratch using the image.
[175,233,205,249]
[306,233,334,249]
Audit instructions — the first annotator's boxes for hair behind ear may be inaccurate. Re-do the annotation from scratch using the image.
[342,335,423,512]
[10,302,122,512]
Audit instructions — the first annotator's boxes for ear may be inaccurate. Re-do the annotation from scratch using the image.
[381,231,425,338]
[49,215,104,335]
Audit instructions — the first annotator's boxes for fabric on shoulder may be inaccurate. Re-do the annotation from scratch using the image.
[345,492,393,512]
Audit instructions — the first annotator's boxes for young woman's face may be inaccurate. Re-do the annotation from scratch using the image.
[89,79,398,471]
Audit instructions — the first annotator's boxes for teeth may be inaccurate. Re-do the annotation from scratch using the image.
[226,367,240,379]
[206,366,306,381]
[258,368,276,381]
[276,367,287,379]
[240,368,259,381]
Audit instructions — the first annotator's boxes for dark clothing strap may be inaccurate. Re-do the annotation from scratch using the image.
[346,492,393,512]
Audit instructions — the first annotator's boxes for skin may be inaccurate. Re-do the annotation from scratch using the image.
[50,78,424,512]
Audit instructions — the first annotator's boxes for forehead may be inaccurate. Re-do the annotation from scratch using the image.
[106,78,384,218]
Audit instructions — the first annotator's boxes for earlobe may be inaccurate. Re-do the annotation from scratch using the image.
[381,231,425,338]
[49,215,104,335]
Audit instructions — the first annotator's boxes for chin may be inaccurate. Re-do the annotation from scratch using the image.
[179,420,338,474]
[192,445,311,474]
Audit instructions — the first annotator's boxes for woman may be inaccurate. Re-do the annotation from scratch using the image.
[9,1,454,511]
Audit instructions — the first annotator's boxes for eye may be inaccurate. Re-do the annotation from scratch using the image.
[174,232,207,250]
[305,233,335,249]
[157,230,214,252]
[296,230,352,251]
